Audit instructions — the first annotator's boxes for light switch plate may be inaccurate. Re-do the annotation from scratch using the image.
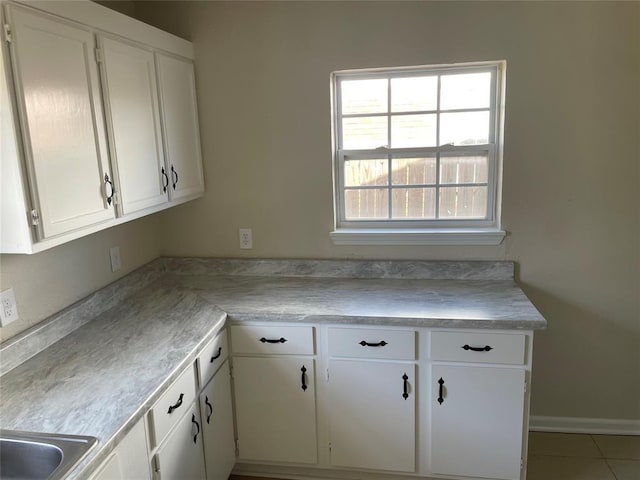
[0,288,19,326]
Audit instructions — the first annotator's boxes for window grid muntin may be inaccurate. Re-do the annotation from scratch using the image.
[334,63,501,229]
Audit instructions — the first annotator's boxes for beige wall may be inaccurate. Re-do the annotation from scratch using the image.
[134,1,640,421]
[0,215,162,342]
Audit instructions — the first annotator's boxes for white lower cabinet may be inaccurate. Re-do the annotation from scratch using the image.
[430,364,526,480]
[153,403,206,480]
[229,324,533,480]
[328,359,415,472]
[199,360,236,480]
[90,419,151,480]
[233,356,317,464]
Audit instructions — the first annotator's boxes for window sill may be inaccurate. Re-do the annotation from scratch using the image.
[330,228,506,246]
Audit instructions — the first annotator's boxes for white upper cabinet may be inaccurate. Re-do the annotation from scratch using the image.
[156,53,204,201]
[6,5,115,238]
[98,35,168,215]
[0,1,204,253]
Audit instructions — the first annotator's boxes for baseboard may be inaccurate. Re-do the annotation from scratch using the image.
[530,416,640,435]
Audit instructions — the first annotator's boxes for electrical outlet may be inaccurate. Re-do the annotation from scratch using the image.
[0,288,19,326]
[239,228,253,249]
[109,246,121,272]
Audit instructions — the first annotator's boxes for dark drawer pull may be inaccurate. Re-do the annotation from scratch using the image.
[437,378,445,405]
[260,337,287,344]
[359,340,387,347]
[191,414,200,443]
[205,395,213,424]
[301,365,308,391]
[462,344,493,352]
[402,373,409,400]
[171,165,179,190]
[167,393,184,414]
[210,347,222,363]
[161,167,169,193]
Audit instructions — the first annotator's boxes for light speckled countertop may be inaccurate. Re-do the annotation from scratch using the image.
[0,258,545,479]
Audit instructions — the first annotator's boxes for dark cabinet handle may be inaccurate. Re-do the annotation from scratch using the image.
[402,373,409,400]
[462,344,493,352]
[171,165,178,190]
[104,173,115,205]
[205,395,213,424]
[191,414,200,444]
[210,347,222,363]
[437,378,445,405]
[301,365,308,391]
[161,167,169,193]
[260,337,287,344]
[359,340,387,347]
[167,393,184,414]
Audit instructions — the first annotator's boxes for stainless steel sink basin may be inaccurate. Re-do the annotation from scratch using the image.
[0,430,96,480]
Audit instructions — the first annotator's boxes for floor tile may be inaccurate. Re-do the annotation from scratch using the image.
[607,460,640,480]
[592,435,640,460]
[528,432,602,457]
[527,455,615,480]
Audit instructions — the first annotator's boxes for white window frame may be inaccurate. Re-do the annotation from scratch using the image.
[330,61,506,246]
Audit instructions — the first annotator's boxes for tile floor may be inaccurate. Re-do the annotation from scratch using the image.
[230,432,640,480]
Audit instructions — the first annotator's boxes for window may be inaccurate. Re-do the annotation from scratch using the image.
[331,62,506,245]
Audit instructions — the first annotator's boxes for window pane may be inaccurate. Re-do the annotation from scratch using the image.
[440,72,491,110]
[438,186,488,218]
[345,159,388,187]
[392,188,436,219]
[439,111,489,146]
[391,76,437,112]
[391,157,436,185]
[342,116,388,149]
[391,114,436,147]
[341,78,387,115]
[345,188,389,219]
[440,155,488,184]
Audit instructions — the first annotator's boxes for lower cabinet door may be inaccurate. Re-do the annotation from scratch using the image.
[328,360,415,472]
[200,360,236,480]
[430,365,526,480]
[233,356,317,464]
[154,404,206,480]
[90,418,151,480]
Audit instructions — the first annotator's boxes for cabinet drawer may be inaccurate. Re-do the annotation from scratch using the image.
[231,325,314,355]
[196,329,228,388]
[328,328,415,360]
[149,365,196,447]
[431,331,526,365]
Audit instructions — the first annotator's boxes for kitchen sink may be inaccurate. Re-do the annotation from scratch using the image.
[0,430,96,480]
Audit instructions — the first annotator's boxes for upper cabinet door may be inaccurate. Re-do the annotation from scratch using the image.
[156,53,204,201]
[6,6,115,238]
[99,36,168,215]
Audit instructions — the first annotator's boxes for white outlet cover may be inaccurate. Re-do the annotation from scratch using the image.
[109,246,121,272]
[239,228,253,249]
[0,288,19,326]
